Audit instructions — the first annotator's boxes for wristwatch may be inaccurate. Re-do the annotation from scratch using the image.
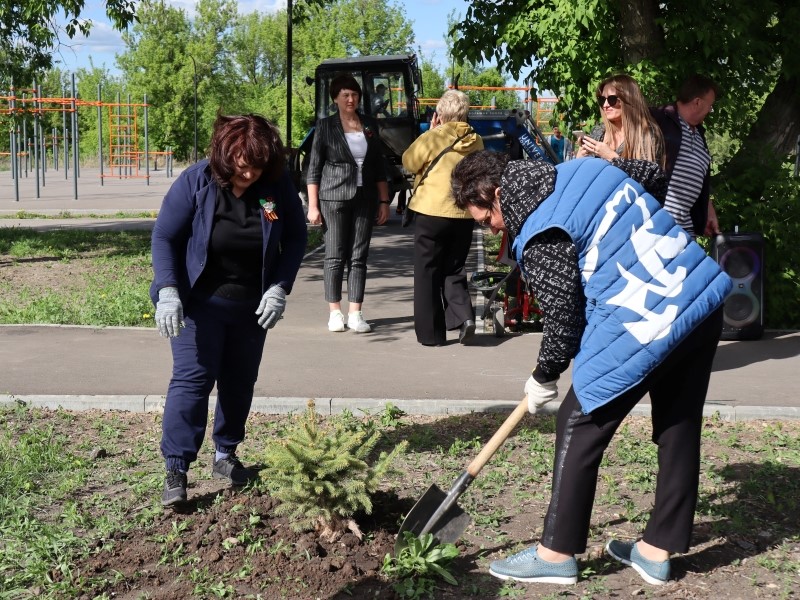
[379,200,391,204]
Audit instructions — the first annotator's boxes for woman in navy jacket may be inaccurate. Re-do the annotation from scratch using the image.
[305,74,391,333]
[151,114,307,506]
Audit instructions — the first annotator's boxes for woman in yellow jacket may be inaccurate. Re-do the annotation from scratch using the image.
[402,90,484,346]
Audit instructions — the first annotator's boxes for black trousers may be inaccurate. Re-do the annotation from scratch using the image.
[540,307,724,555]
[413,214,475,345]
[320,189,376,304]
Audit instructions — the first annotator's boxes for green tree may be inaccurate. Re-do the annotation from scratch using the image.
[189,0,239,138]
[446,12,519,110]
[327,0,413,56]
[452,0,800,327]
[417,53,446,109]
[451,0,799,186]
[229,9,291,136]
[118,0,192,158]
[0,0,137,86]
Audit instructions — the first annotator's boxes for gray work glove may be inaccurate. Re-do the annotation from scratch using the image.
[525,374,558,414]
[155,286,183,338]
[256,285,286,330]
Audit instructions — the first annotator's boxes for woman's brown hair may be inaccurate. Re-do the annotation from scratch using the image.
[596,74,665,169]
[208,113,286,188]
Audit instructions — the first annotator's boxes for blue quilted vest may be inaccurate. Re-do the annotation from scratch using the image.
[513,158,731,413]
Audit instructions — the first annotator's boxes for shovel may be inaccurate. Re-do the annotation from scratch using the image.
[395,397,529,555]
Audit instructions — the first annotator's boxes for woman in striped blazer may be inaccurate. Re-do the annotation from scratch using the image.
[306,74,391,333]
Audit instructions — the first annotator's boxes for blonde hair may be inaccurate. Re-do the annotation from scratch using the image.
[596,74,665,169]
[436,90,470,123]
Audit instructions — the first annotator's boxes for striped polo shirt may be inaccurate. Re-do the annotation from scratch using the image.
[663,116,710,238]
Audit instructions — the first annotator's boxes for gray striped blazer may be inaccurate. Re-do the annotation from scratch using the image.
[306,112,388,202]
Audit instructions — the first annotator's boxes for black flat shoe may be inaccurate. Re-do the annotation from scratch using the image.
[459,320,476,344]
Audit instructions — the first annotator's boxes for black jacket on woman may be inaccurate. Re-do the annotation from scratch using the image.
[305,112,387,201]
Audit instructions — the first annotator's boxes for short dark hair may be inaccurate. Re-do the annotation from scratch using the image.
[451,151,510,210]
[330,74,362,101]
[208,113,286,188]
[677,74,721,103]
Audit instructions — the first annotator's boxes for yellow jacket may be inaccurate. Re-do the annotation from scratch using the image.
[402,121,483,219]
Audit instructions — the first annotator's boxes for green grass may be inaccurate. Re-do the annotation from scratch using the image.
[0,227,324,327]
[0,405,163,597]
[0,210,160,220]
[1,406,799,598]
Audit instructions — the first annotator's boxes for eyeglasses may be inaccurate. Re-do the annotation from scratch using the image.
[479,208,493,228]
[696,97,714,113]
[597,95,620,108]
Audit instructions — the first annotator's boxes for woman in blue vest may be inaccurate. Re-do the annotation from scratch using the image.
[451,151,730,586]
[151,114,307,507]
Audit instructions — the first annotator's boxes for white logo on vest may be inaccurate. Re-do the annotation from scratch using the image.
[585,183,690,344]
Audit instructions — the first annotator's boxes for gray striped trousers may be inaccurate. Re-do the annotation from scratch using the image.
[319,189,376,303]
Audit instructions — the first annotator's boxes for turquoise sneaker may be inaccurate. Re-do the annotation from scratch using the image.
[606,539,670,585]
[489,546,578,584]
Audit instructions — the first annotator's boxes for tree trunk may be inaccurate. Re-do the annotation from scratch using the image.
[722,73,800,197]
[616,0,664,64]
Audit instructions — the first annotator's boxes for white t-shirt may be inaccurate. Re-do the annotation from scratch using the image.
[344,131,368,187]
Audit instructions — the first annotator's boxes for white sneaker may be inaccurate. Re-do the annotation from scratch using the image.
[347,311,372,333]
[328,310,346,332]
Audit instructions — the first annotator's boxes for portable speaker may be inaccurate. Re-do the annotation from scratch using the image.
[712,232,765,340]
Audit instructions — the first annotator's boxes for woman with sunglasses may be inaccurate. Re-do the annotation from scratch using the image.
[577,75,667,199]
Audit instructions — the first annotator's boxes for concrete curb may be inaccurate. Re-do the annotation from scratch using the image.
[2,395,798,421]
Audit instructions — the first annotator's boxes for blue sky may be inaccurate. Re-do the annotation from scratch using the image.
[53,0,473,75]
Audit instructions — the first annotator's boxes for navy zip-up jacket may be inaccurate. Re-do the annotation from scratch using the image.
[150,160,307,305]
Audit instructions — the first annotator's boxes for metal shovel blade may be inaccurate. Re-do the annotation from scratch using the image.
[394,483,470,555]
[394,397,529,557]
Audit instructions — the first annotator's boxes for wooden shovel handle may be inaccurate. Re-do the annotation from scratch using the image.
[466,397,528,478]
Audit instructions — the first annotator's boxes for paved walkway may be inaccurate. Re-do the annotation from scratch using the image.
[1,177,799,420]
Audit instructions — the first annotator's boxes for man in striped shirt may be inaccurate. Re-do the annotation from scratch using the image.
[650,75,721,239]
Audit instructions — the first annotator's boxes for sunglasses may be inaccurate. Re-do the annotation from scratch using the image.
[597,95,620,108]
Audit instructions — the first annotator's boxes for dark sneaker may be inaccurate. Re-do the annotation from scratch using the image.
[606,539,670,585]
[212,454,252,486]
[489,546,578,584]
[162,470,187,506]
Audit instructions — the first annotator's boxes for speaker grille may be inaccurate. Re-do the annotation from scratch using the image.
[713,233,765,341]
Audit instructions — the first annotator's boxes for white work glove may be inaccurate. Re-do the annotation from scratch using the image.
[256,285,286,330]
[525,374,559,414]
[155,287,183,338]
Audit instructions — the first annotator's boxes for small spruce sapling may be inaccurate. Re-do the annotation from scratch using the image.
[263,399,408,541]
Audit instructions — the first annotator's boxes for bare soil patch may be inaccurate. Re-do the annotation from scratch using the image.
[0,254,98,293]
[10,408,800,599]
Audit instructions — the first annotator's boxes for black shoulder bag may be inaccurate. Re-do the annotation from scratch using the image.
[402,128,473,228]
